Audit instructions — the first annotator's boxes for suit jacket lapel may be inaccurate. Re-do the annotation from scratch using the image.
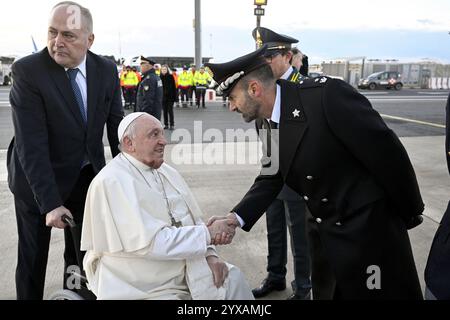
[44,48,86,128]
[278,80,308,178]
[86,52,99,133]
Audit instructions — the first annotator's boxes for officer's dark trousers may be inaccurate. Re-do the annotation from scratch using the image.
[179,88,189,106]
[163,99,175,127]
[196,88,206,107]
[14,165,94,300]
[189,85,196,104]
[265,189,311,296]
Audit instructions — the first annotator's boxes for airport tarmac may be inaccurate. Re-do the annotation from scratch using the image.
[0,134,448,299]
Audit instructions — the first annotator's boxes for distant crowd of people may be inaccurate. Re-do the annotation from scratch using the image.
[118,61,214,129]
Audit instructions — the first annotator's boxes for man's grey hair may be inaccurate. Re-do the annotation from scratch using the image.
[52,1,94,33]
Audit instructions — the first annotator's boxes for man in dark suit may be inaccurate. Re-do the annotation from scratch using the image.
[7,1,123,299]
[424,92,450,300]
[206,46,424,299]
[251,27,311,300]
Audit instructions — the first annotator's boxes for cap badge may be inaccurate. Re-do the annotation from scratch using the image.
[256,29,263,48]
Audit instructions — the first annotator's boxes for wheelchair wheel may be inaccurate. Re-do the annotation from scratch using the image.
[48,289,84,300]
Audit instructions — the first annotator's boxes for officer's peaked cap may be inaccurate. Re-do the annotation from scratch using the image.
[205,45,268,96]
[252,27,298,55]
[140,56,156,65]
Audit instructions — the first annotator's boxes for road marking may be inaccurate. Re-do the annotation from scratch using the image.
[380,114,445,128]
[418,91,449,95]
[370,98,447,102]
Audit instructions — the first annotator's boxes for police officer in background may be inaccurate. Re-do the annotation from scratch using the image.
[424,91,450,300]
[250,27,311,300]
[136,56,163,120]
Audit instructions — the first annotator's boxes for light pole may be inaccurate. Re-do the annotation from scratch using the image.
[194,0,202,68]
[254,0,267,49]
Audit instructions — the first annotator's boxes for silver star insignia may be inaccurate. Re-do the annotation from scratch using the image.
[292,109,301,118]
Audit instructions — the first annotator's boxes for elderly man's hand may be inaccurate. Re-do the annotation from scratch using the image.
[46,206,73,229]
[207,218,236,245]
[206,256,229,288]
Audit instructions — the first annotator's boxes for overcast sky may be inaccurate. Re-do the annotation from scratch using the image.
[1,0,450,64]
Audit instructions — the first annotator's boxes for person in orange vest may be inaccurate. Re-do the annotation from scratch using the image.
[132,66,142,82]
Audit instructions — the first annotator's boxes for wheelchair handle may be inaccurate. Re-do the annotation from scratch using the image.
[62,214,76,228]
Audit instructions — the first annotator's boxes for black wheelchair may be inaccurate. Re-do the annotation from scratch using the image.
[48,215,96,300]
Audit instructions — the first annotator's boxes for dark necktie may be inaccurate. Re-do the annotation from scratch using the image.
[270,120,278,129]
[67,68,87,123]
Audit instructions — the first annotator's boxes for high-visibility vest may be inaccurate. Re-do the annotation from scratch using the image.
[172,72,179,88]
[194,72,211,86]
[135,71,142,82]
[123,71,139,87]
[119,71,126,86]
[178,71,192,88]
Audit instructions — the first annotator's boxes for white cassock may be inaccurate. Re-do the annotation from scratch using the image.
[80,153,254,300]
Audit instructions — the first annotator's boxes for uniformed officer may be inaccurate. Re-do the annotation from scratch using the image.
[206,45,424,300]
[251,27,311,300]
[424,91,450,300]
[136,56,163,120]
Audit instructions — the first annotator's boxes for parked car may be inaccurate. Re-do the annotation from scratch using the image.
[308,72,323,78]
[358,71,403,90]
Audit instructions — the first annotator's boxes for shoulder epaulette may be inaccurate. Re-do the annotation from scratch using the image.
[298,76,331,89]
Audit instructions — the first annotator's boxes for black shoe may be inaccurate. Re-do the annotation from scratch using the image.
[169,125,175,130]
[202,104,206,108]
[252,278,286,298]
[287,290,311,300]
[164,126,169,129]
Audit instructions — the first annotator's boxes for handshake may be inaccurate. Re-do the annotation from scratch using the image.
[206,212,240,245]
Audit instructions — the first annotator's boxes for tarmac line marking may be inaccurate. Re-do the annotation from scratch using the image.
[418,91,449,95]
[380,114,445,128]
[369,98,447,102]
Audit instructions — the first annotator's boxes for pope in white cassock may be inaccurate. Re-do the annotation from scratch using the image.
[80,112,254,300]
